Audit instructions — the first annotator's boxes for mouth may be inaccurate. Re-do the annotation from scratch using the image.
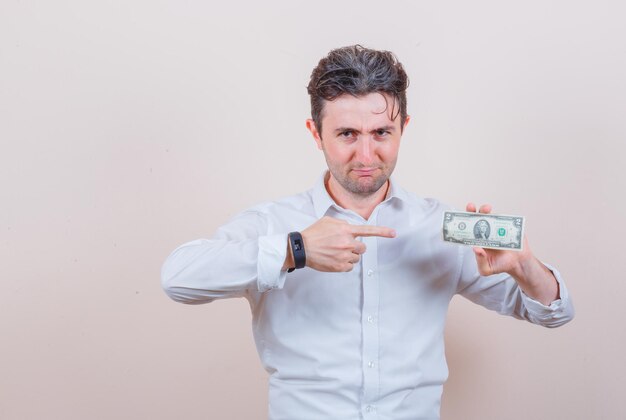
[352,167,378,176]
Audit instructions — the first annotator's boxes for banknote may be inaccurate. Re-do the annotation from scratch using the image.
[442,211,525,251]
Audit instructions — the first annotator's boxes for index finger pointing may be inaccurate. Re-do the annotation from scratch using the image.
[349,225,396,238]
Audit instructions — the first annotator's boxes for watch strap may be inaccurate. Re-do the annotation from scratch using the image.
[287,231,306,273]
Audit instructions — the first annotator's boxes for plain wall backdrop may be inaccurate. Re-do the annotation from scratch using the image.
[1,0,625,419]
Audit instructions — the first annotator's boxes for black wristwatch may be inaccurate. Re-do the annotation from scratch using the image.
[287,231,306,273]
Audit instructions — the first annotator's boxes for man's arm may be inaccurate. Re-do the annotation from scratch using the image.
[456,203,574,327]
[467,203,559,305]
[161,210,288,304]
[162,212,397,303]
[475,240,560,305]
[280,216,396,272]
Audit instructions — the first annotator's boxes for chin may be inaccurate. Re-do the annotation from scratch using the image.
[351,177,388,195]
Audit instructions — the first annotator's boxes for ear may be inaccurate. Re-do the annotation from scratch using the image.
[306,119,323,150]
[402,115,411,132]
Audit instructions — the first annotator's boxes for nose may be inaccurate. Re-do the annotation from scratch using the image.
[355,137,375,165]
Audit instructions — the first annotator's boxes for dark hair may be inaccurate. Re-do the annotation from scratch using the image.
[307,45,409,135]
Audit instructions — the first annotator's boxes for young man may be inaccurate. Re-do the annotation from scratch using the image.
[162,45,574,420]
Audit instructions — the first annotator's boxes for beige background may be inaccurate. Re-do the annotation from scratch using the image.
[1,0,625,419]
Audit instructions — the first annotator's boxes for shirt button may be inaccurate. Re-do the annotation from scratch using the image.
[368,361,375,368]
[367,269,374,277]
[365,405,375,412]
[367,315,375,323]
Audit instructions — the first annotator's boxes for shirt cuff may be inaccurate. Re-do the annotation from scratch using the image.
[520,262,573,323]
[257,233,288,292]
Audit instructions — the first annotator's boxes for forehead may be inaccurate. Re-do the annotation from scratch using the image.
[321,92,399,129]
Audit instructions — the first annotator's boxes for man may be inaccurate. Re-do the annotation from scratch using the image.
[161,45,574,420]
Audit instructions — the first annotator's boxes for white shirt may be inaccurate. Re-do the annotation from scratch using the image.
[161,171,574,420]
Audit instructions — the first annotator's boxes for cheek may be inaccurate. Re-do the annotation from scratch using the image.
[377,142,400,161]
[323,145,350,166]
[328,144,353,162]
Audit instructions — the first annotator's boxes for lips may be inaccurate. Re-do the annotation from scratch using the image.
[352,168,378,176]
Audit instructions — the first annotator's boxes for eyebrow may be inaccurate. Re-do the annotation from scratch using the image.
[333,125,396,134]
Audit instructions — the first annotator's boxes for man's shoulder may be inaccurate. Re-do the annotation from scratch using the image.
[245,188,315,217]
[217,189,314,236]
[391,183,453,215]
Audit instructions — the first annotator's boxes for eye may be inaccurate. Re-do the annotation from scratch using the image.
[339,130,356,139]
[375,129,390,138]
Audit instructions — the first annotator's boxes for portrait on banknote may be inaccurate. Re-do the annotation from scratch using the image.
[474,220,491,239]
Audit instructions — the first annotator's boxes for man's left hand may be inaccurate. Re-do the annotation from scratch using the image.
[466,202,560,305]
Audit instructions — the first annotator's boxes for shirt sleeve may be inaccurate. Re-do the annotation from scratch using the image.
[161,210,288,304]
[455,246,575,328]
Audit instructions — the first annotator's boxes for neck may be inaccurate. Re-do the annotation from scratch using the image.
[325,174,389,220]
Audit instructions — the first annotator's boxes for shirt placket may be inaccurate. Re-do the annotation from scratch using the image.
[360,216,380,419]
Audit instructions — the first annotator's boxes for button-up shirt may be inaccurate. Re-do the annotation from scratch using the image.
[161,171,574,420]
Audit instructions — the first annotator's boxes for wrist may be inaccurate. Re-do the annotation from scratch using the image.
[287,231,306,273]
[508,254,559,304]
[507,251,538,283]
[282,235,295,272]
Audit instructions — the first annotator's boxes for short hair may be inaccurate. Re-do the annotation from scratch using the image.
[307,45,409,135]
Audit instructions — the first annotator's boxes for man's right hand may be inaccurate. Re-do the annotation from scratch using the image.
[289,216,396,272]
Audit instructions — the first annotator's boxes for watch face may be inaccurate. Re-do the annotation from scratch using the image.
[294,240,302,251]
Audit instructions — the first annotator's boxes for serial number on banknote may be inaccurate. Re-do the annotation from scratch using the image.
[442,211,525,251]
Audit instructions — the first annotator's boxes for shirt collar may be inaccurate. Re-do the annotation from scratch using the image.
[311,170,410,219]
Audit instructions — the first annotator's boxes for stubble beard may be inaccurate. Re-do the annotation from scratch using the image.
[327,162,395,198]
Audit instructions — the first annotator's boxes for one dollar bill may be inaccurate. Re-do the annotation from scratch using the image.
[442,211,525,251]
